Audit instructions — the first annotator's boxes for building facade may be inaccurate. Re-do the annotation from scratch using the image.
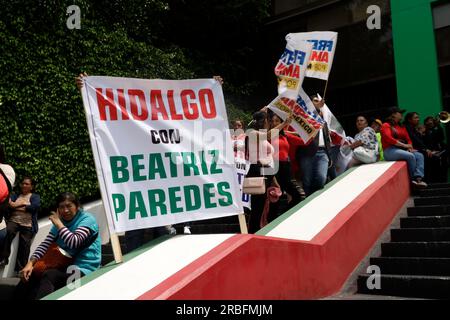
[262,0,449,134]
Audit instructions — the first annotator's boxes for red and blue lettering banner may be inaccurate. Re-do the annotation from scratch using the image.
[268,88,323,144]
[81,76,243,233]
[275,39,313,99]
[286,31,338,81]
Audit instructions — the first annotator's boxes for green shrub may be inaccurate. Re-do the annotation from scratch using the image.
[0,0,261,211]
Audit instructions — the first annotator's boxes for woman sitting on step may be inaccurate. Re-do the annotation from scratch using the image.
[15,192,101,300]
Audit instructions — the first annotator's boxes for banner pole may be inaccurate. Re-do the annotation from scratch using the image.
[322,79,329,100]
[238,213,248,234]
[109,232,124,263]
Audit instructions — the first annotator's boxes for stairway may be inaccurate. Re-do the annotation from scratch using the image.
[357,182,450,299]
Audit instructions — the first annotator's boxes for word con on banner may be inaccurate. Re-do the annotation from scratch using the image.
[150,129,181,144]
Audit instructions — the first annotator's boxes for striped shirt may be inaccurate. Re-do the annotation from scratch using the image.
[31,226,91,260]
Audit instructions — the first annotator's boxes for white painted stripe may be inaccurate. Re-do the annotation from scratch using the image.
[266,162,395,241]
[59,234,234,300]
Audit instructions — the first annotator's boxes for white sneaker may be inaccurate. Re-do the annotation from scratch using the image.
[417,181,428,188]
[183,226,191,234]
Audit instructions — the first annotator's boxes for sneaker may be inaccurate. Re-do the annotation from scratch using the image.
[414,178,428,188]
[416,181,428,188]
[183,226,191,234]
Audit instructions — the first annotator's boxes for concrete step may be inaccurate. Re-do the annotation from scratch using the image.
[414,196,450,207]
[400,216,450,228]
[427,182,450,189]
[391,228,450,242]
[408,205,450,217]
[381,241,450,258]
[357,274,450,299]
[417,188,450,197]
[370,256,450,276]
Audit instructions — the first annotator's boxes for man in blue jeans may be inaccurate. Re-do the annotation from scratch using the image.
[297,95,332,196]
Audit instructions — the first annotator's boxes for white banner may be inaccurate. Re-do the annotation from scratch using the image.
[81,76,243,233]
[268,89,323,144]
[286,31,338,80]
[234,157,251,210]
[275,39,313,99]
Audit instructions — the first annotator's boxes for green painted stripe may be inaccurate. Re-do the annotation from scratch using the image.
[391,0,442,117]
[42,234,174,300]
[257,166,359,236]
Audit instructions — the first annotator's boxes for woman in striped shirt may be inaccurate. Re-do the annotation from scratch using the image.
[18,192,101,299]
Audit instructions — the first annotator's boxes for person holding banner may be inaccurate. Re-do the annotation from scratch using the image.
[297,95,332,196]
[231,119,246,158]
[269,113,305,210]
[231,119,252,213]
[245,110,292,233]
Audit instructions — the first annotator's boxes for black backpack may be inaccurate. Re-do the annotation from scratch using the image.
[0,167,12,223]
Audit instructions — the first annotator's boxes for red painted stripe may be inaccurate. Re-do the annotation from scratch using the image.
[311,162,409,244]
[136,162,410,300]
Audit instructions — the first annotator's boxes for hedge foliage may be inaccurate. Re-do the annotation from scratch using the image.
[0,0,265,211]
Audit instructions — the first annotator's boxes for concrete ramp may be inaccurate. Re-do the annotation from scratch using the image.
[46,161,410,300]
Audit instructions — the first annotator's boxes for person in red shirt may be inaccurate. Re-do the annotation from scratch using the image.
[381,107,427,187]
[269,114,305,209]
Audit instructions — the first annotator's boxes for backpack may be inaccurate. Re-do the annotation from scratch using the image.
[0,167,12,223]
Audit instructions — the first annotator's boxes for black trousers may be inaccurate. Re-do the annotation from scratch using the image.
[275,161,303,209]
[247,164,273,234]
[0,221,34,271]
[15,268,83,300]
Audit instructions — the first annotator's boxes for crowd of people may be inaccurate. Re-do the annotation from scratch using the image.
[232,103,448,233]
[0,74,448,300]
[0,144,101,300]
